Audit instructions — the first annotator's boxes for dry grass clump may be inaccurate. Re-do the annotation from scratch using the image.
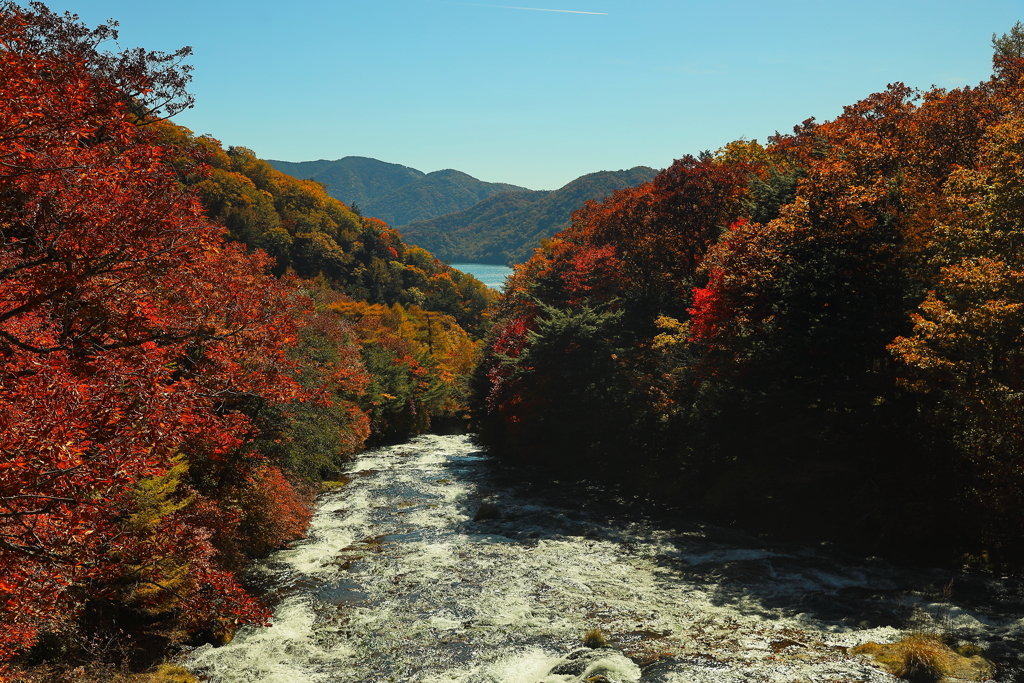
[852,633,992,682]
[583,628,610,649]
[146,664,201,683]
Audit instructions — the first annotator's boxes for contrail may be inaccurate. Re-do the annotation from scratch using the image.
[450,2,607,14]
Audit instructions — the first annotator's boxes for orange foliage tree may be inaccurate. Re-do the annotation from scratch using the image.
[329,298,479,436]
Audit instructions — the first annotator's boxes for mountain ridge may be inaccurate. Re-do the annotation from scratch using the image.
[266,156,657,265]
[399,166,658,265]
[266,156,527,227]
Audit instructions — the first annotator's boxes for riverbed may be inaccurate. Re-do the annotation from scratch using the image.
[183,435,1024,682]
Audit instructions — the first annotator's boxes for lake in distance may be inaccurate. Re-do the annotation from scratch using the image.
[449,263,514,291]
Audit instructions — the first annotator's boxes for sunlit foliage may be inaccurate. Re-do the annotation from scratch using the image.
[0,1,297,660]
[0,1,484,672]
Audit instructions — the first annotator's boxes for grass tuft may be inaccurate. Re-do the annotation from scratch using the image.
[583,628,609,649]
[852,633,992,682]
[955,643,983,657]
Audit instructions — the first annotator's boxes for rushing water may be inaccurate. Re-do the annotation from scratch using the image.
[183,435,1024,682]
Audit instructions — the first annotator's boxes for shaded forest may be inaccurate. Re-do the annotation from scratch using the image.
[476,24,1024,569]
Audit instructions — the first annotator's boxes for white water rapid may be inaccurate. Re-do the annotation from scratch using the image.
[183,435,1024,682]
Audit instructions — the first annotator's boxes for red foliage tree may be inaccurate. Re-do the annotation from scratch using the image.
[0,3,308,657]
[561,155,748,309]
[233,465,316,559]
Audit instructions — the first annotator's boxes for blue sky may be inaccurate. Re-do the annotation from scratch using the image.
[50,1,1022,190]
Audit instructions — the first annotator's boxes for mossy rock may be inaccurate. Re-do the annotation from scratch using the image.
[852,634,992,682]
[473,503,501,521]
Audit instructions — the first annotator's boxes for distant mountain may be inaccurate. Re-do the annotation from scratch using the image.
[266,157,424,210]
[363,169,526,226]
[399,167,658,265]
[265,156,526,226]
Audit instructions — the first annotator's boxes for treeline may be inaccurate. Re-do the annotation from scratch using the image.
[167,125,495,444]
[0,3,490,680]
[183,130,494,442]
[477,26,1024,567]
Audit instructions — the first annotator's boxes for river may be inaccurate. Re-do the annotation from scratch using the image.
[183,435,1024,682]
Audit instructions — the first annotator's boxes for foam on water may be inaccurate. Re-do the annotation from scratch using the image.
[183,435,1024,682]
[186,598,356,683]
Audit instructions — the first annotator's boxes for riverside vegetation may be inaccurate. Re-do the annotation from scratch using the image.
[0,3,492,680]
[2,1,1024,681]
[477,21,1024,573]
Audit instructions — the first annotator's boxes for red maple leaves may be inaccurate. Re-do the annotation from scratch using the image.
[0,3,311,656]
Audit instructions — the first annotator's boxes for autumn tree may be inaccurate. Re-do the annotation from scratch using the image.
[477,27,1024,561]
[475,156,749,472]
[329,298,480,437]
[890,53,1024,560]
[0,2,316,660]
[175,137,498,333]
[993,20,1024,60]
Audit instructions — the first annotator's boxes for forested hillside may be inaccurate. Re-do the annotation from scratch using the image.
[0,4,493,679]
[400,167,657,264]
[477,27,1024,568]
[185,136,494,437]
[265,156,526,227]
